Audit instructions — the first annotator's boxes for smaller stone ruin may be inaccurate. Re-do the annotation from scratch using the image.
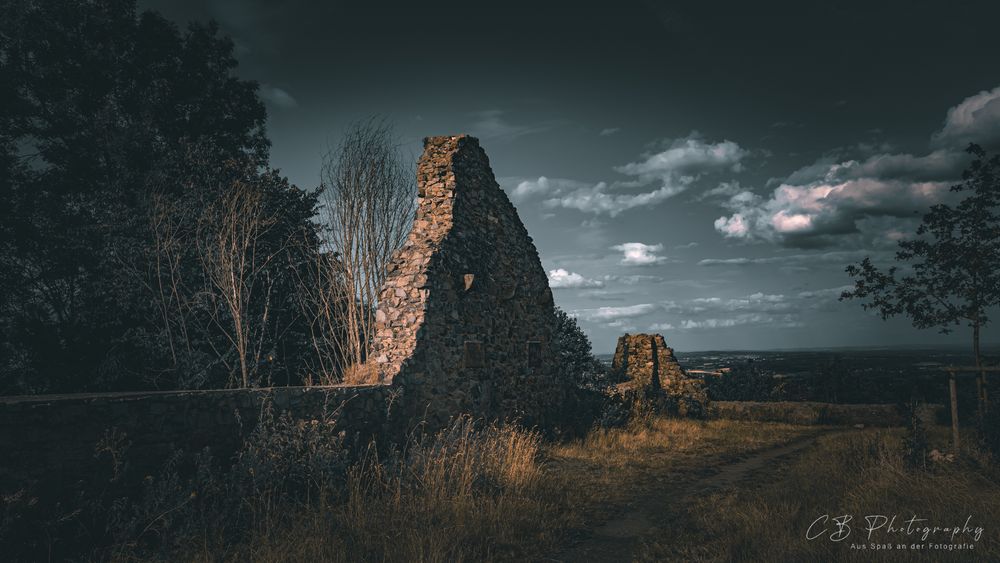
[611,333,708,416]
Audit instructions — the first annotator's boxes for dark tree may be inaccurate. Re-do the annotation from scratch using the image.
[841,144,1000,406]
[0,1,321,393]
[553,307,609,389]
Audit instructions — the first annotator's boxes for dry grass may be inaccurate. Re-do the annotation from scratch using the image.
[542,416,813,520]
[174,416,569,563]
[161,416,810,562]
[57,412,1000,562]
[340,362,380,385]
[637,427,1000,562]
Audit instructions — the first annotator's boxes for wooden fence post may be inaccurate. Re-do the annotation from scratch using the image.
[949,372,960,453]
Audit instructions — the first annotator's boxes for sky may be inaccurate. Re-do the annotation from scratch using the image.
[141,0,1000,353]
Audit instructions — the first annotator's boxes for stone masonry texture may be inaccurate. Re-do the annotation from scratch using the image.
[370,135,572,430]
[611,333,686,390]
[611,333,709,416]
[0,134,589,510]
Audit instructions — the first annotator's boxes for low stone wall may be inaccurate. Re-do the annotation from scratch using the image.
[709,400,942,426]
[0,385,393,498]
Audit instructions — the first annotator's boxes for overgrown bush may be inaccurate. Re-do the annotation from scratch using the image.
[553,307,612,390]
[2,408,566,562]
[102,401,350,561]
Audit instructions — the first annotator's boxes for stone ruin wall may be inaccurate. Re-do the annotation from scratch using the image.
[370,135,571,429]
[611,333,708,415]
[611,333,686,390]
[0,135,584,506]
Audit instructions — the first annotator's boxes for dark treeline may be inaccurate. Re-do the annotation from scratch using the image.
[0,0,342,394]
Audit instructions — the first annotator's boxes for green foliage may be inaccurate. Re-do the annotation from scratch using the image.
[842,144,1000,365]
[0,1,327,392]
[552,307,609,389]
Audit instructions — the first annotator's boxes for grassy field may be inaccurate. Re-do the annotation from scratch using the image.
[25,412,997,562]
[636,427,1000,562]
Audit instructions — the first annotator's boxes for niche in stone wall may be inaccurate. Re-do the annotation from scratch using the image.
[526,340,542,368]
[464,341,485,368]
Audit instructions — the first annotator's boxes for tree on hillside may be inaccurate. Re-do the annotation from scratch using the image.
[841,143,1000,409]
[0,1,322,392]
[319,120,416,375]
[553,307,609,389]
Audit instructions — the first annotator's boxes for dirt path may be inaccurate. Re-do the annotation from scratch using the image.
[551,431,833,563]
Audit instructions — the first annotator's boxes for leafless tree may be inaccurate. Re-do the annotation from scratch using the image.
[146,194,197,384]
[198,182,286,388]
[319,119,416,375]
[292,243,353,384]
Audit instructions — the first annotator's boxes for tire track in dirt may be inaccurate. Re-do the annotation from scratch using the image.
[551,431,835,563]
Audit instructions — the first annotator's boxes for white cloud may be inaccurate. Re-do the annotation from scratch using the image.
[507,176,594,203]
[712,85,1000,247]
[578,288,630,301]
[714,177,952,247]
[570,285,849,333]
[611,242,668,266]
[700,181,745,200]
[547,268,604,289]
[697,250,890,267]
[600,127,621,136]
[544,182,681,217]
[646,286,849,331]
[521,132,749,216]
[259,84,297,109]
[573,303,660,324]
[676,314,803,330]
[510,177,549,201]
[602,274,665,284]
[932,85,1000,149]
[615,135,747,179]
[684,293,790,313]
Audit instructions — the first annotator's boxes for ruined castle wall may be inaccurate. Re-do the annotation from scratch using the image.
[371,135,568,429]
[0,135,582,506]
[611,333,686,390]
